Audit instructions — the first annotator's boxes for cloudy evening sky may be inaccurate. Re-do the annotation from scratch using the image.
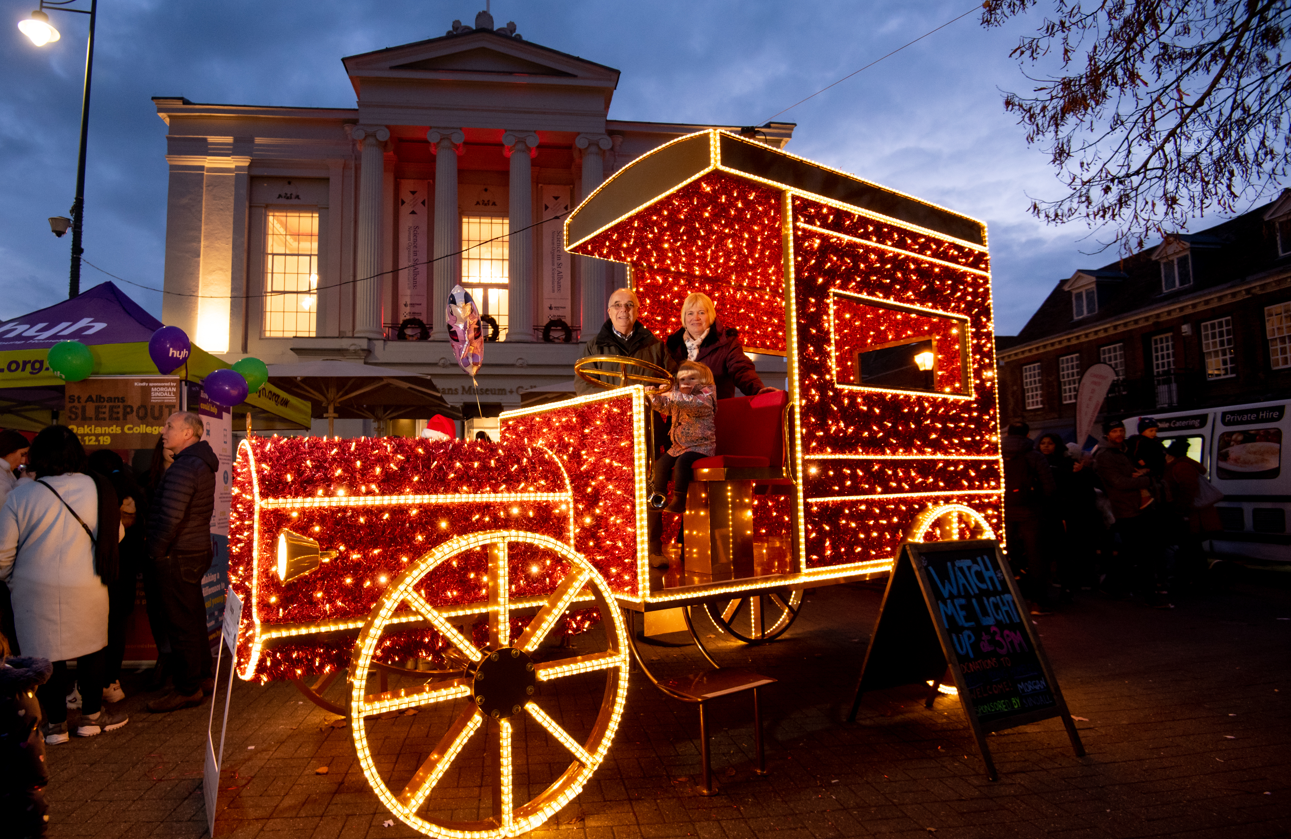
[0,0,1244,335]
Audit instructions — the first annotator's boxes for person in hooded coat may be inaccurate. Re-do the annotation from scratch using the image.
[1002,422,1057,613]
[574,288,668,395]
[145,411,218,713]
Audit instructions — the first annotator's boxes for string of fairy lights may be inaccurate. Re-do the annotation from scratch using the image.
[223,126,1006,839]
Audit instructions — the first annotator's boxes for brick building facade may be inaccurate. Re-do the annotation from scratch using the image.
[997,190,1291,439]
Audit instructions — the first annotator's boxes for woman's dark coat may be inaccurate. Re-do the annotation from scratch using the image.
[664,320,765,400]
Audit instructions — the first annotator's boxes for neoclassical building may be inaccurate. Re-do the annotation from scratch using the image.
[155,10,792,421]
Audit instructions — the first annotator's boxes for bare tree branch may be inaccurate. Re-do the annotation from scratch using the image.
[984,0,1291,251]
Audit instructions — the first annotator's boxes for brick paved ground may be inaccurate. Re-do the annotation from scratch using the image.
[43,571,1291,839]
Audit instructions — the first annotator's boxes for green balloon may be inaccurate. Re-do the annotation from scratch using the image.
[47,341,95,382]
[232,357,269,393]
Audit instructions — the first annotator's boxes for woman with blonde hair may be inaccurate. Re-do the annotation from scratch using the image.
[663,292,775,399]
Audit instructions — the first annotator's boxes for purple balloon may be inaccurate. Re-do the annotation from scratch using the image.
[149,326,191,374]
[205,368,249,407]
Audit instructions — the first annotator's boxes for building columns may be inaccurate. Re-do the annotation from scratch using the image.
[503,131,539,341]
[352,125,389,340]
[576,133,614,332]
[429,128,464,338]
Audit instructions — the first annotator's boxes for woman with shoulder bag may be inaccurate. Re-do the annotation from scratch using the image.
[0,425,127,743]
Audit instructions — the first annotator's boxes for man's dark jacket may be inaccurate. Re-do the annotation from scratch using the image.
[664,320,764,400]
[575,320,668,395]
[147,440,218,559]
[1093,437,1150,521]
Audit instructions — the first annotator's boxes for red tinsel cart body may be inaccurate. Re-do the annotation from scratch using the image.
[228,436,577,682]
[513,128,1005,613]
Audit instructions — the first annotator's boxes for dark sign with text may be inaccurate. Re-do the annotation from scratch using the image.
[848,540,1082,780]
[922,547,1056,722]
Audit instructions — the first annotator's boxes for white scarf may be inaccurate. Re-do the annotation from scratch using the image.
[683,328,709,361]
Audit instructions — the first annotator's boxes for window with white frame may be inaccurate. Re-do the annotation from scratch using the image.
[1201,316,1236,379]
[1267,301,1291,370]
[461,215,510,340]
[1099,343,1126,381]
[1161,253,1192,292]
[1022,362,1043,410]
[1072,286,1097,319]
[1059,354,1080,403]
[1151,333,1177,408]
[263,210,318,338]
[1277,217,1291,257]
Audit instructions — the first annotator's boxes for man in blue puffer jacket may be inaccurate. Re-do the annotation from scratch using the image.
[145,412,217,713]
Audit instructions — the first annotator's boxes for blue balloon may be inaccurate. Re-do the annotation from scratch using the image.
[205,368,249,407]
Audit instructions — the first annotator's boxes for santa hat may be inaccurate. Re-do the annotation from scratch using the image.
[421,415,456,442]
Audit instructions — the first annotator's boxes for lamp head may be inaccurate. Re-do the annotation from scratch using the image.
[276,528,336,582]
[49,216,71,238]
[914,350,935,372]
[19,10,59,46]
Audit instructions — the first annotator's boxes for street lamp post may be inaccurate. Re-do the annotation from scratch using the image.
[19,0,98,299]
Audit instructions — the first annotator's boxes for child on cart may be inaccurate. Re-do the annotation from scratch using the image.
[649,360,717,516]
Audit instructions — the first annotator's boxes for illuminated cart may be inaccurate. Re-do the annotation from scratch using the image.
[226,130,1003,839]
[539,128,1004,629]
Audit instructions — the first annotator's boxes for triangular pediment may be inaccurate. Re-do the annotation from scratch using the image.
[343,30,619,87]
[392,47,574,77]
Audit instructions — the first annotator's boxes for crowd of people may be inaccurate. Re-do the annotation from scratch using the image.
[1003,417,1222,615]
[0,413,219,836]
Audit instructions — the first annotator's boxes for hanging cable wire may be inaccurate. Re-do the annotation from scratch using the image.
[760,4,983,124]
[82,211,570,300]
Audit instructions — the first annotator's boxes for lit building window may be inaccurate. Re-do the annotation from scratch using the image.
[1022,362,1043,410]
[1059,354,1080,404]
[263,210,318,338]
[1099,343,1125,381]
[1201,316,1236,379]
[462,215,509,340]
[1161,253,1192,292]
[1267,301,1291,370]
[1072,286,1097,319]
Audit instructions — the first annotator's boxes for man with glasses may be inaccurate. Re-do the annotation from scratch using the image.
[574,287,670,394]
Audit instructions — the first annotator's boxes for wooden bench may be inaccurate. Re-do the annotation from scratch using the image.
[656,667,775,795]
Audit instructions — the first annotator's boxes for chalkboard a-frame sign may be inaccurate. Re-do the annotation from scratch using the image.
[847,540,1084,780]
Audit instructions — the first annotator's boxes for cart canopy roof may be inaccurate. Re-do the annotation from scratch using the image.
[564,130,987,355]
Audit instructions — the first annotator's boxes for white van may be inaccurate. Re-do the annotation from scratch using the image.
[1123,400,1289,563]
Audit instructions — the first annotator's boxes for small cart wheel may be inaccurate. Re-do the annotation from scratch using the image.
[700,587,804,644]
[350,531,630,839]
[907,503,996,542]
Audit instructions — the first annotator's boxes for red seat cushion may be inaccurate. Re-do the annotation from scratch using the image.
[713,390,788,465]
[692,455,770,469]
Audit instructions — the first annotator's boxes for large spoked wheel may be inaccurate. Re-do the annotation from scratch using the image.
[574,355,674,390]
[699,588,804,644]
[350,531,631,839]
[907,503,996,542]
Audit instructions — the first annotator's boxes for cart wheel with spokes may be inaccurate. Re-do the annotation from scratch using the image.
[349,531,630,839]
[907,503,996,543]
[699,587,804,644]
